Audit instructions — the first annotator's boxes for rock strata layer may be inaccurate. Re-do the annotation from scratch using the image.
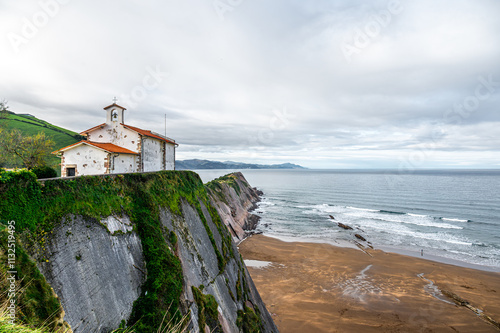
[2,171,277,333]
[207,172,263,241]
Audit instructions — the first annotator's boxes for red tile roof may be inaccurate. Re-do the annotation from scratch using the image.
[121,124,177,145]
[103,103,127,110]
[80,123,106,135]
[52,141,139,155]
[79,123,177,146]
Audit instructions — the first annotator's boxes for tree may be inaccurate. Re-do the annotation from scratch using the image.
[0,129,55,170]
[0,100,9,126]
[0,99,8,112]
[0,100,10,167]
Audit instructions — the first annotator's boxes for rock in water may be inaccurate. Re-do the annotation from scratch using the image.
[254,188,264,196]
[355,234,367,242]
[337,222,353,230]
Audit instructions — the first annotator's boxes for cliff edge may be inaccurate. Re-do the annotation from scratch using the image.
[0,170,277,333]
[206,172,262,241]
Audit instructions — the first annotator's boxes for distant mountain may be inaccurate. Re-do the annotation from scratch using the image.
[176,159,307,170]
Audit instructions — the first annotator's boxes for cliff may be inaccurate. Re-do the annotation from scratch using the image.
[206,173,262,241]
[0,169,277,333]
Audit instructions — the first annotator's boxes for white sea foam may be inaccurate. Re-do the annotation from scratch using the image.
[346,206,378,212]
[387,219,462,230]
[345,211,463,230]
[441,217,468,223]
[411,233,472,246]
[359,222,472,247]
[298,203,338,215]
[443,239,473,246]
[447,249,472,256]
[258,199,276,206]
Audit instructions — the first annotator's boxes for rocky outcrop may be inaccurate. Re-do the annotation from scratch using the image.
[162,200,276,332]
[35,215,145,332]
[1,171,277,332]
[337,222,353,230]
[354,234,367,242]
[440,289,500,330]
[206,172,262,241]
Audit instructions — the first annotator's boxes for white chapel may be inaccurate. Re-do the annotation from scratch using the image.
[54,103,177,177]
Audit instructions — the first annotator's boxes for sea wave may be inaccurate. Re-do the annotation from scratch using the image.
[379,209,406,215]
[360,217,463,230]
[440,217,470,223]
[297,204,471,231]
[408,213,427,217]
[413,233,472,246]
[345,206,378,212]
[440,239,472,246]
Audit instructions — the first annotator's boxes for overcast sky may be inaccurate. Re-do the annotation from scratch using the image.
[1,0,499,169]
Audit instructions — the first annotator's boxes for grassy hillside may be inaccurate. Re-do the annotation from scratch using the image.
[1,112,84,170]
[2,112,83,149]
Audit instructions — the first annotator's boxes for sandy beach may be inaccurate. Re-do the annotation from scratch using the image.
[239,235,500,333]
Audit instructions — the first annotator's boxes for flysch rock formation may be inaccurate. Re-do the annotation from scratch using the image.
[12,171,277,333]
[36,215,145,332]
[206,172,262,242]
[162,200,276,333]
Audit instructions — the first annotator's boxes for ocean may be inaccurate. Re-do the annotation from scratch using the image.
[197,169,500,272]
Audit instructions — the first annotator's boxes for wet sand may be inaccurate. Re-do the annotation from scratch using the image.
[239,235,500,333]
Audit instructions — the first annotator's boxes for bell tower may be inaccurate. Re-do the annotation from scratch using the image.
[104,98,126,125]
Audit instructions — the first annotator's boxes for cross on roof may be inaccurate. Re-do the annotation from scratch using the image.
[112,96,118,103]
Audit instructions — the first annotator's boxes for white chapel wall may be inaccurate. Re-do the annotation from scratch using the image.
[165,143,175,170]
[142,137,163,172]
[111,154,139,174]
[63,145,109,176]
[87,125,141,153]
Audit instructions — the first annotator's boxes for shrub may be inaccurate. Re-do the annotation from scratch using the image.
[31,166,57,179]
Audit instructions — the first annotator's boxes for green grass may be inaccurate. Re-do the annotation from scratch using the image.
[236,306,261,333]
[2,113,82,148]
[0,170,267,332]
[126,175,184,332]
[0,303,189,333]
[0,228,64,332]
[191,286,222,332]
[0,317,49,333]
[0,112,84,171]
[0,169,239,332]
[205,173,242,197]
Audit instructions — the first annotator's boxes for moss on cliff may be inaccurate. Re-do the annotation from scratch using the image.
[205,173,242,203]
[0,169,274,332]
[237,305,261,333]
[192,286,222,333]
[0,169,240,332]
[0,169,129,233]
[125,174,184,332]
[0,228,63,331]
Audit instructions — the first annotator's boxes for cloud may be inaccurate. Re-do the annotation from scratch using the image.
[0,0,499,168]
